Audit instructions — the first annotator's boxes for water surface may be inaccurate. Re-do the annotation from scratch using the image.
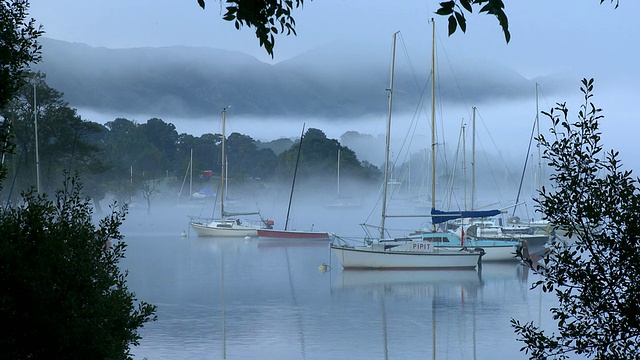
[119,209,557,360]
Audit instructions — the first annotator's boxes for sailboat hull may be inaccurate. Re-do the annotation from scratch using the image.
[436,243,517,261]
[257,229,330,240]
[190,220,259,237]
[330,244,483,270]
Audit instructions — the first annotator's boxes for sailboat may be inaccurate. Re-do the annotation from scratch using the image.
[323,149,362,209]
[411,108,523,261]
[330,30,485,270]
[257,124,330,241]
[189,108,272,237]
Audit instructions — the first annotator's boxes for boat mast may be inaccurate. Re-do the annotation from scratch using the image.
[471,106,476,210]
[462,122,467,210]
[535,83,542,195]
[34,80,41,194]
[189,148,193,198]
[336,148,340,198]
[220,108,227,217]
[285,123,305,231]
[381,31,398,238]
[430,19,436,230]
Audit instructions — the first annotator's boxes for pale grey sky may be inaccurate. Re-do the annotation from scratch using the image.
[27,0,640,168]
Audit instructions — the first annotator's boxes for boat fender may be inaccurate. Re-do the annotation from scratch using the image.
[318,263,331,272]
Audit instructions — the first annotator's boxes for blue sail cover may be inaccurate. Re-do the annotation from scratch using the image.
[430,208,501,224]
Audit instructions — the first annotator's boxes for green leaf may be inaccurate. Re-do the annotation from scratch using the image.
[197,0,205,9]
[439,0,455,9]
[454,11,466,33]
[460,0,473,13]
[436,7,454,16]
[448,14,457,36]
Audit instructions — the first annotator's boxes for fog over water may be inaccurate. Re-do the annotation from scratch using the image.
[116,200,564,359]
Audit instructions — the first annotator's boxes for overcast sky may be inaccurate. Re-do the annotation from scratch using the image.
[27,0,640,169]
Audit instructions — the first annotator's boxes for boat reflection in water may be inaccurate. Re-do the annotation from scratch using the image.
[330,262,534,360]
[124,226,551,360]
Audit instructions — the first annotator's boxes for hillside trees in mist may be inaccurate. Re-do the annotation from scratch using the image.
[0,0,42,110]
[0,0,42,186]
[97,116,380,204]
[0,72,381,206]
[278,128,381,188]
[0,72,109,206]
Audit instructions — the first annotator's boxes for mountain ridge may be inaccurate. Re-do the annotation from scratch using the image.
[33,37,552,120]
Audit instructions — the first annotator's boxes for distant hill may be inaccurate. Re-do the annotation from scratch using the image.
[34,38,551,120]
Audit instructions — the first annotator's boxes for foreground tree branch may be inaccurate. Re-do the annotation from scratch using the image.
[195,1,621,56]
[511,78,640,359]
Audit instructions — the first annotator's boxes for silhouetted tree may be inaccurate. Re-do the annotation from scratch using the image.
[0,0,42,110]
[0,73,108,200]
[195,0,620,56]
[0,174,157,358]
[511,78,640,359]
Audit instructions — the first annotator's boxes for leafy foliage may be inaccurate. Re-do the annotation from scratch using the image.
[511,78,640,359]
[0,0,43,110]
[0,72,109,201]
[436,0,619,44]
[198,0,305,57]
[194,1,620,58]
[0,174,157,358]
[0,0,43,187]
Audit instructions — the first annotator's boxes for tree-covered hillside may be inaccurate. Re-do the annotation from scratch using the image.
[0,74,382,211]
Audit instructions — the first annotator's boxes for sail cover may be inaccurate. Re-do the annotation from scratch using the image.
[430,208,501,224]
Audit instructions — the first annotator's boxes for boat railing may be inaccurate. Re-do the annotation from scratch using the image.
[330,234,354,248]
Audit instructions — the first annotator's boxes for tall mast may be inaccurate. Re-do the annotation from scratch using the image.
[462,122,467,210]
[220,108,227,217]
[471,106,476,210]
[430,19,436,230]
[535,83,542,193]
[285,123,305,231]
[336,148,340,198]
[34,80,41,194]
[381,31,398,238]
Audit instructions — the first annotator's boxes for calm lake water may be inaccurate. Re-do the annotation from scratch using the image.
[118,206,558,360]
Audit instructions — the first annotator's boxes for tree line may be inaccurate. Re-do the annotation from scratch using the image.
[0,72,382,211]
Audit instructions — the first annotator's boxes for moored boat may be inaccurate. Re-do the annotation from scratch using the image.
[257,228,330,240]
[330,31,484,271]
[330,236,484,270]
[189,108,273,237]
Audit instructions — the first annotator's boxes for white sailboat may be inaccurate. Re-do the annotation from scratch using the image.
[324,148,362,209]
[330,29,485,270]
[190,108,272,237]
[414,107,523,262]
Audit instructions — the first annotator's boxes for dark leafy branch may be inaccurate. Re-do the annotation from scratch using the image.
[196,1,621,57]
[198,0,305,57]
[437,0,620,43]
[511,78,640,359]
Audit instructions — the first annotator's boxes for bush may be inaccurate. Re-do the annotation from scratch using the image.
[0,175,156,359]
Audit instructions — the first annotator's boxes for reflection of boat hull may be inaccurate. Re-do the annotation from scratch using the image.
[331,242,483,269]
[257,229,330,240]
[190,219,259,237]
[334,269,481,289]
